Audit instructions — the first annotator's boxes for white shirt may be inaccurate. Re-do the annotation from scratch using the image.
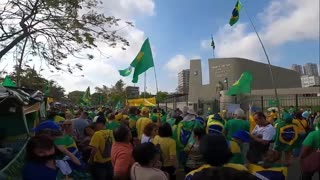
[130,162,168,180]
[141,134,152,144]
[252,124,275,141]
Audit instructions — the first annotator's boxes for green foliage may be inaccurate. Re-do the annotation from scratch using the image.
[156,91,169,102]
[0,0,132,74]
[140,92,153,98]
[68,90,84,105]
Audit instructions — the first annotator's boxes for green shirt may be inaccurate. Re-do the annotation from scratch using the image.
[225,119,250,140]
[302,130,320,148]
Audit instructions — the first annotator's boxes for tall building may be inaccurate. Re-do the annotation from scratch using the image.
[177,69,190,94]
[301,75,320,87]
[125,86,139,99]
[303,63,319,76]
[291,64,304,75]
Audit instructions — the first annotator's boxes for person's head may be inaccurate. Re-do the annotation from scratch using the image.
[200,134,232,166]
[129,107,137,115]
[253,112,267,126]
[302,111,310,119]
[158,123,172,137]
[62,120,73,135]
[114,125,132,143]
[84,124,95,137]
[143,123,158,138]
[175,116,183,125]
[136,109,141,116]
[26,135,55,163]
[95,116,106,130]
[193,128,206,141]
[152,108,158,114]
[234,108,245,119]
[81,111,89,119]
[183,106,189,114]
[141,107,150,117]
[132,142,161,168]
[65,112,73,120]
[46,111,57,120]
[271,110,276,113]
[295,111,303,120]
[108,113,115,121]
[191,167,256,180]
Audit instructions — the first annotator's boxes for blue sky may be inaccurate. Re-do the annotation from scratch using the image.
[1,0,319,93]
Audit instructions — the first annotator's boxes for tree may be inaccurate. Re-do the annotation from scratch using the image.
[109,79,126,105]
[156,91,169,102]
[67,90,84,105]
[0,0,133,75]
[140,92,153,98]
[91,92,107,106]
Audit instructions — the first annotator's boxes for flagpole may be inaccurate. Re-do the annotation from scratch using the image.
[243,6,280,113]
[153,66,160,107]
[144,72,146,99]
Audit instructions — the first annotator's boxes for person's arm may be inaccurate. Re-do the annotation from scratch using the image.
[113,151,132,179]
[300,132,315,159]
[250,135,270,145]
[300,146,313,159]
[56,145,81,165]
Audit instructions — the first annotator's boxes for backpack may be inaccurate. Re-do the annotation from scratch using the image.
[278,124,298,146]
[101,130,113,159]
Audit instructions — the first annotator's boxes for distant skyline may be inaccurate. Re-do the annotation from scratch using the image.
[1,0,319,93]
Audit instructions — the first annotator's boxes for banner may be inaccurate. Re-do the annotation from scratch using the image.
[127,97,156,107]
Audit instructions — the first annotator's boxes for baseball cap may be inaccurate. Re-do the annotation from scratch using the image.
[232,130,250,143]
[32,120,60,132]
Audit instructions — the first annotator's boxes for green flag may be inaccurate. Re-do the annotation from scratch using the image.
[119,66,132,77]
[1,76,17,87]
[44,81,50,96]
[81,87,91,106]
[115,101,122,111]
[226,71,253,96]
[229,0,242,26]
[131,38,154,83]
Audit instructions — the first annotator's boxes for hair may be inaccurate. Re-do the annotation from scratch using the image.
[84,124,95,136]
[254,112,266,120]
[132,142,160,166]
[47,111,57,120]
[96,116,106,125]
[152,109,157,113]
[175,116,183,125]
[200,134,232,166]
[26,135,55,161]
[271,110,276,113]
[143,123,158,137]
[82,111,89,117]
[158,123,172,137]
[114,125,130,142]
[108,113,115,120]
[295,111,303,120]
[136,109,141,116]
[194,128,206,140]
[234,108,245,118]
[129,107,137,115]
[192,167,256,180]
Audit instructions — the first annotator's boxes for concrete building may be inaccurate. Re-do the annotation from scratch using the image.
[291,64,304,75]
[303,63,319,76]
[301,75,320,87]
[177,69,190,94]
[188,58,302,109]
[125,86,139,99]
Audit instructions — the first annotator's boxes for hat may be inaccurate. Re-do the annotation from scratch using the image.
[302,111,309,119]
[187,109,197,115]
[141,107,149,114]
[232,130,250,142]
[32,120,60,132]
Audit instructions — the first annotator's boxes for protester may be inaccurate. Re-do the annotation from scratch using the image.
[150,108,160,123]
[136,107,152,140]
[106,113,121,131]
[190,167,256,180]
[185,134,247,180]
[184,128,206,174]
[293,111,309,157]
[141,123,158,143]
[128,107,139,138]
[72,111,89,140]
[153,123,177,180]
[247,112,275,163]
[78,124,95,163]
[182,109,197,122]
[111,125,134,180]
[224,108,249,140]
[89,116,114,180]
[228,130,250,165]
[131,142,168,180]
[299,117,320,180]
[22,135,58,180]
[206,113,225,135]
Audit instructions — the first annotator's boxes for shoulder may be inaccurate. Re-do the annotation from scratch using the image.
[224,163,248,171]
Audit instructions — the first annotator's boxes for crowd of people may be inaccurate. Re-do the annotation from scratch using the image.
[22,105,320,180]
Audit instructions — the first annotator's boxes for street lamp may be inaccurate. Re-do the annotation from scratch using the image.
[224,77,229,90]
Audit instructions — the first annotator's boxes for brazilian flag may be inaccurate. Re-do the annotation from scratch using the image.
[229,0,242,26]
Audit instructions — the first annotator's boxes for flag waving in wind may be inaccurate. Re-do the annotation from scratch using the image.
[81,87,91,106]
[229,0,242,26]
[118,38,154,83]
[226,71,253,96]
[1,76,17,87]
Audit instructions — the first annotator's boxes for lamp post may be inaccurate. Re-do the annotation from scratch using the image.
[224,77,229,90]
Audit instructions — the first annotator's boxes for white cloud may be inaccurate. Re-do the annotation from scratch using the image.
[202,0,319,61]
[164,54,190,74]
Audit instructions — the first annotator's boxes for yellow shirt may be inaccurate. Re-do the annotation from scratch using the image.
[292,119,308,134]
[136,117,152,139]
[249,115,256,133]
[89,129,114,163]
[185,163,247,179]
[54,115,65,123]
[153,136,176,167]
